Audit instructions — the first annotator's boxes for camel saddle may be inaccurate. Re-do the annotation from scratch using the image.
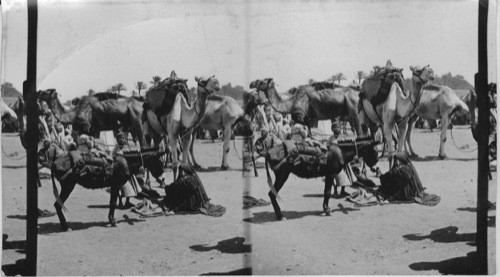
[360,65,405,107]
[143,74,190,118]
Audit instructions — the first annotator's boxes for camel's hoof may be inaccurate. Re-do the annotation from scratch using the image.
[324,209,331,216]
[276,216,287,221]
[254,172,259,177]
[109,218,117,227]
[438,154,447,160]
[220,165,230,171]
[332,193,340,199]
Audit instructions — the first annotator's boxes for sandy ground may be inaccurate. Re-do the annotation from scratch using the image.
[1,126,497,275]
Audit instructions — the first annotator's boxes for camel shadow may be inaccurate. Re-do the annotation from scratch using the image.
[403,226,475,243]
[7,214,28,220]
[195,166,242,173]
[200,267,252,275]
[302,193,352,199]
[2,165,27,169]
[409,251,481,274]
[457,207,476,212]
[244,210,325,223]
[412,156,477,162]
[37,221,115,235]
[190,237,251,254]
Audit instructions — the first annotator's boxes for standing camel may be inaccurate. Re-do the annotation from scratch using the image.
[360,64,435,161]
[249,78,368,137]
[405,85,469,158]
[143,73,220,173]
[38,89,146,146]
[189,91,267,172]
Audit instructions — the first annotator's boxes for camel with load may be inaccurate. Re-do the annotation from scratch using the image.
[142,71,220,175]
[359,62,435,162]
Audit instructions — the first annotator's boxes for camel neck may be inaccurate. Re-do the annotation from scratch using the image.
[409,77,425,110]
[52,100,77,124]
[264,87,295,114]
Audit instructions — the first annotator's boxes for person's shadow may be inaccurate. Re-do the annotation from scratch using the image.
[409,251,482,274]
[403,226,475,243]
[190,237,251,254]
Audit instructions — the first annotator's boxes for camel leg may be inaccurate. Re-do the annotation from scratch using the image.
[406,114,418,157]
[323,175,334,215]
[221,127,232,170]
[180,133,193,166]
[54,181,76,231]
[248,138,258,177]
[189,136,201,169]
[168,134,179,181]
[383,123,395,166]
[396,120,409,154]
[438,116,450,159]
[268,168,291,221]
[108,182,121,227]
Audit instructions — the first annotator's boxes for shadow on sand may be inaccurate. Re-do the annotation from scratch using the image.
[2,165,27,169]
[194,166,244,173]
[409,251,481,274]
[242,207,359,223]
[403,226,475,243]
[411,156,477,162]
[200,267,252,275]
[190,237,251,254]
[457,207,477,212]
[2,259,29,276]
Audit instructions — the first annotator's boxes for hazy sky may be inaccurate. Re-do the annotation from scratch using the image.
[1,0,497,102]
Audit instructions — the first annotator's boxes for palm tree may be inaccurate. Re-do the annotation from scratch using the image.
[135,81,147,96]
[151,76,162,86]
[356,71,367,85]
[108,83,127,94]
[330,73,346,85]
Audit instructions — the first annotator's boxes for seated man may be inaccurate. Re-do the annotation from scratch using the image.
[290,122,326,151]
[254,128,282,158]
[38,139,66,169]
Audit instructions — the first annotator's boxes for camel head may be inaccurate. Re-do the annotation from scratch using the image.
[249,78,274,92]
[37,89,60,110]
[195,75,220,94]
[410,65,435,83]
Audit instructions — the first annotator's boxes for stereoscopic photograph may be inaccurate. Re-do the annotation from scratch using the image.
[1,0,497,275]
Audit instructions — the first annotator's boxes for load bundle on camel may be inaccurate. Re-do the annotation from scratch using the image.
[259,136,380,220]
[51,147,166,231]
[360,61,406,107]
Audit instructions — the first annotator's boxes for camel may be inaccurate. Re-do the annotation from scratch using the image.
[360,63,435,161]
[51,148,166,231]
[249,78,368,137]
[143,72,220,173]
[38,90,146,146]
[189,91,267,173]
[404,85,469,158]
[259,137,380,220]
